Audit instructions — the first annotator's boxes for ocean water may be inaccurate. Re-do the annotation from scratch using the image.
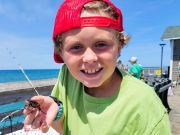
[0,101,24,114]
[0,69,60,83]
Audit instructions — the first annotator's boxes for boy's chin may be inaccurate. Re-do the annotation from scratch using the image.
[83,82,101,88]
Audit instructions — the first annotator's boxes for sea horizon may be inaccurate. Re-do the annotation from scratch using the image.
[0,69,60,83]
[0,66,169,83]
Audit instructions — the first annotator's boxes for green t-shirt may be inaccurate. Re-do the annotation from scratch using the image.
[52,64,171,135]
[129,64,143,79]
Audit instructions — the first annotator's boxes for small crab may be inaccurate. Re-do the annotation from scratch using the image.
[27,100,40,109]
[24,100,46,114]
[24,99,40,111]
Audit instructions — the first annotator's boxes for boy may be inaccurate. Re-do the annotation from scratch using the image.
[24,0,171,134]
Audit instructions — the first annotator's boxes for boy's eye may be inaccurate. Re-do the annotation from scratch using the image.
[95,42,108,48]
[72,45,81,49]
[70,44,83,52]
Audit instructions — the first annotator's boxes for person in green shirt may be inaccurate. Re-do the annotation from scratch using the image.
[129,57,144,80]
[23,0,171,135]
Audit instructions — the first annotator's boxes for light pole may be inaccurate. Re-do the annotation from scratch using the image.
[159,43,166,78]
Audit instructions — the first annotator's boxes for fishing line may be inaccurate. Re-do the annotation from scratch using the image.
[0,109,23,123]
[0,48,45,133]
[6,48,39,95]
[0,48,41,125]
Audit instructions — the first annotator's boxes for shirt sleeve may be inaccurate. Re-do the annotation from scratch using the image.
[51,65,65,101]
[150,113,171,135]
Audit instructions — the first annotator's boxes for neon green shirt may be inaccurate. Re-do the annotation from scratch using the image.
[52,64,171,135]
[129,64,143,79]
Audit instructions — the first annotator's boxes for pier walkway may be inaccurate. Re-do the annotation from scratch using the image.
[168,85,180,135]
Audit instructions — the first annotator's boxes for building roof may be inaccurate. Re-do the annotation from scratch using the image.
[161,26,180,40]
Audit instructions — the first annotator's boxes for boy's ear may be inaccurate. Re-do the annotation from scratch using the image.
[59,52,63,59]
[59,49,64,61]
[54,47,60,55]
[54,46,64,60]
[117,44,122,54]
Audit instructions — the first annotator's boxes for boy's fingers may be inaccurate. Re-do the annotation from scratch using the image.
[24,109,38,126]
[40,120,50,133]
[45,103,59,125]
[40,104,58,133]
[31,114,42,129]
[30,96,45,104]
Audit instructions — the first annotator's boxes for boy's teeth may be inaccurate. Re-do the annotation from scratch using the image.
[92,69,95,73]
[85,69,99,74]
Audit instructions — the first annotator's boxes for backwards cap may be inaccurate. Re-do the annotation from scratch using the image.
[53,0,124,63]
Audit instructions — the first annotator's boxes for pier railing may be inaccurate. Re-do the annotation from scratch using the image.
[144,76,172,113]
[143,67,169,78]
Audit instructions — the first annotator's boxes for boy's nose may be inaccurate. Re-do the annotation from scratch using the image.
[82,48,98,64]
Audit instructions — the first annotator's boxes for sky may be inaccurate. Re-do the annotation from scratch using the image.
[0,0,179,69]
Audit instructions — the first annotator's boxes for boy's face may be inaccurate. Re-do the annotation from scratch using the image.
[60,27,121,88]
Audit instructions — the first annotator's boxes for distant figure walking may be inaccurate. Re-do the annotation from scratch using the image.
[128,57,143,80]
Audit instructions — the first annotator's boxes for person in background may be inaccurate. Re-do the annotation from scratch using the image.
[178,62,180,73]
[177,62,180,85]
[23,0,171,135]
[128,56,144,80]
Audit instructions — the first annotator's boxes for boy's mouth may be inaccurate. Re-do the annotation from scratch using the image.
[81,68,103,75]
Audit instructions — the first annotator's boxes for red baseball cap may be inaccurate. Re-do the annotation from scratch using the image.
[53,0,124,63]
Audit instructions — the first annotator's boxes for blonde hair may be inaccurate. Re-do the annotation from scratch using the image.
[54,1,130,51]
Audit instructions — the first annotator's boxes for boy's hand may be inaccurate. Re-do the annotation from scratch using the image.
[23,95,59,133]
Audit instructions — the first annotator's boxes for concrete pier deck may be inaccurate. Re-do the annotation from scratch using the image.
[0,79,57,105]
[168,85,180,135]
[0,78,57,93]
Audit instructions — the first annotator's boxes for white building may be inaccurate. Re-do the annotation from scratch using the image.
[161,26,180,81]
